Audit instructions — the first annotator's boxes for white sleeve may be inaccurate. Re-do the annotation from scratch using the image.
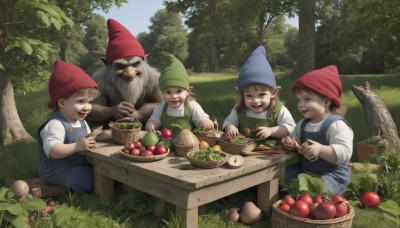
[327,120,354,165]
[190,101,210,127]
[222,106,239,130]
[277,106,296,135]
[147,102,165,125]
[39,120,66,158]
[291,119,304,139]
[84,120,91,134]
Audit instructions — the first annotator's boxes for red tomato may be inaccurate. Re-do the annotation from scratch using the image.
[289,200,310,218]
[335,202,349,217]
[154,145,167,155]
[332,194,346,204]
[298,193,313,207]
[133,141,142,149]
[161,128,173,139]
[279,201,290,213]
[147,145,156,152]
[360,192,380,208]
[313,195,324,204]
[314,202,336,220]
[141,150,153,157]
[284,194,296,206]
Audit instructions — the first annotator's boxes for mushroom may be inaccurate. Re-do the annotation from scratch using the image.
[227,155,244,168]
[239,201,262,224]
[11,180,30,201]
[227,208,240,222]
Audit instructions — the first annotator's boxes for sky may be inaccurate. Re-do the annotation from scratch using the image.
[96,1,298,36]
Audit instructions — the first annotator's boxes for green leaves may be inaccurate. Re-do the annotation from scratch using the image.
[281,172,329,197]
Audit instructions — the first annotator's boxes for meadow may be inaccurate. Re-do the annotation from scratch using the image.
[1,72,399,227]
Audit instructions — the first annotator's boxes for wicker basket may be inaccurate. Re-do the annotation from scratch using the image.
[271,200,355,228]
[174,144,199,157]
[194,131,223,146]
[217,136,256,155]
[186,150,228,169]
[119,148,170,162]
[110,125,141,145]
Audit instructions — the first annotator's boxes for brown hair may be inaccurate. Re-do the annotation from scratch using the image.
[235,84,279,113]
[293,87,338,113]
[54,87,99,111]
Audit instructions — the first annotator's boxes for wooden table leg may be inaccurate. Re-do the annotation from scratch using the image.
[176,206,198,228]
[93,163,114,197]
[257,178,279,213]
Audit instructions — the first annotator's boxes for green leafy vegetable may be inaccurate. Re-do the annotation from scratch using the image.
[192,148,225,161]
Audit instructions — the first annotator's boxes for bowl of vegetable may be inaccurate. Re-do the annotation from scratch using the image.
[109,121,142,145]
[186,148,229,169]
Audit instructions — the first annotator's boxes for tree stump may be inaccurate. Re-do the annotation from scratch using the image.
[351,82,399,148]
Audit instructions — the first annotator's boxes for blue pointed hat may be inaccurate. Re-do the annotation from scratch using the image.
[237,46,276,90]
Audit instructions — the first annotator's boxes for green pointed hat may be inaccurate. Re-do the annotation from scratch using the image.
[159,54,189,91]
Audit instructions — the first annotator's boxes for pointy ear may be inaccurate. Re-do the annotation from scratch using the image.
[271,86,281,98]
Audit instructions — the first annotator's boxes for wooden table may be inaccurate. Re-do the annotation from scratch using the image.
[83,135,295,228]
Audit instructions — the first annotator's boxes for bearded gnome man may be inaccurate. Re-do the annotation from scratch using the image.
[87,19,163,128]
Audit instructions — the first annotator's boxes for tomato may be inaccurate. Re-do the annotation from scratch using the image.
[289,200,310,218]
[161,128,173,139]
[130,148,141,156]
[332,194,346,204]
[147,145,156,152]
[297,193,313,207]
[314,202,336,220]
[309,202,319,219]
[154,145,167,155]
[360,192,380,208]
[335,202,349,217]
[279,201,290,213]
[313,195,323,204]
[133,141,142,149]
[284,194,295,206]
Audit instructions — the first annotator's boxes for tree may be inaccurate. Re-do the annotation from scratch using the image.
[138,9,188,69]
[291,0,315,78]
[0,0,74,146]
[0,0,126,146]
[80,14,108,75]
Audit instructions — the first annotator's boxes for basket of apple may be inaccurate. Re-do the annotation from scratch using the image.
[119,129,173,162]
[271,193,354,228]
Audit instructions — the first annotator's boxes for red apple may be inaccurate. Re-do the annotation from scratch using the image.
[298,193,313,207]
[279,201,290,213]
[154,145,167,155]
[130,148,141,156]
[161,128,173,139]
[313,195,324,204]
[284,194,296,206]
[133,141,142,149]
[332,194,346,204]
[289,200,310,218]
[141,150,153,157]
[147,145,156,152]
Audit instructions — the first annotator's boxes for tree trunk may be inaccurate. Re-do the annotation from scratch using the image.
[207,0,218,72]
[0,72,33,146]
[291,0,315,79]
[351,82,400,148]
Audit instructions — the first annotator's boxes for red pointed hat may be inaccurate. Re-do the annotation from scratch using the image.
[48,60,98,108]
[105,19,145,64]
[292,65,342,107]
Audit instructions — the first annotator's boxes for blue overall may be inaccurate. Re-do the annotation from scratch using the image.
[285,114,352,195]
[37,112,93,194]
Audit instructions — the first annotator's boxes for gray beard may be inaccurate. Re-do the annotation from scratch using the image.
[111,73,148,106]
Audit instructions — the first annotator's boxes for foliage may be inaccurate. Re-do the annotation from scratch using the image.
[281,173,329,198]
[357,135,390,151]
[0,187,45,228]
[138,9,188,69]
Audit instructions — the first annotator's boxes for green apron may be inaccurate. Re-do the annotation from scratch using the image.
[238,101,283,147]
[160,103,193,131]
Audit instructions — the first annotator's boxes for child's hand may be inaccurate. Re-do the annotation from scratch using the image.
[255,126,273,140]
[301,140,321,162]
[145,120,159,132]
[225,124,239,136]
[198,119,214,130]
[77,136,96,151]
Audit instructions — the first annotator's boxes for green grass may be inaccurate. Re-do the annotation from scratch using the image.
[1,72,400,227]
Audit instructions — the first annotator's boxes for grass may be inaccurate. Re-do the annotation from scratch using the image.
[1,72,400,227]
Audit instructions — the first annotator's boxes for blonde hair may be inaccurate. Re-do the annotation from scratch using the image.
[235,84,279,113]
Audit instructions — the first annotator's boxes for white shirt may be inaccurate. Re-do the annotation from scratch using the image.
[292,118,353,165]
[148,100,211,127]
[40,119,91,158]
[222,105,296,134]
